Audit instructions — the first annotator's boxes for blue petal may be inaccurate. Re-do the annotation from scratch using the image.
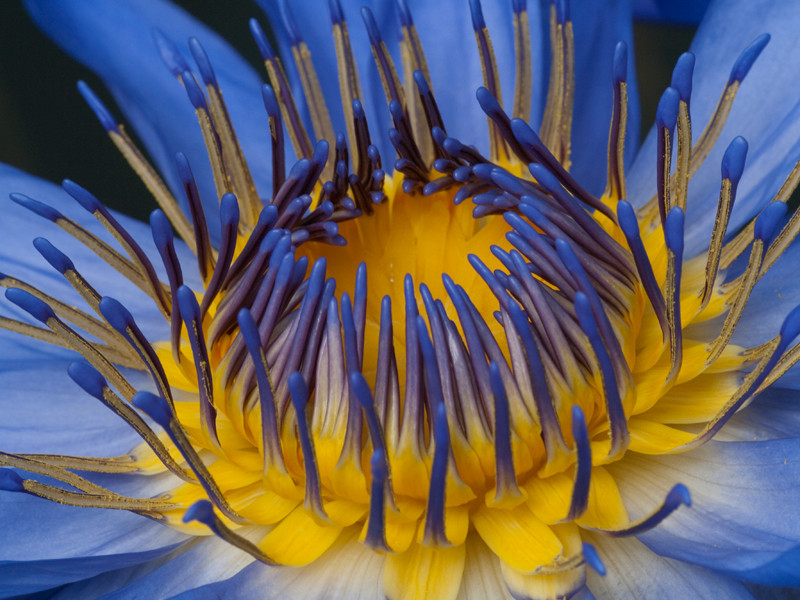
[23,0,269,243]
[583,532,753,599]
[46,537,250,599]
[610,440,800,586]
[626,0,800,257]
[634,0,712,25]
[0,491,186,596]
[568,0,640,196]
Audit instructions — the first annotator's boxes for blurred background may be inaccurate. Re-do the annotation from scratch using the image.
[0,2,695,222]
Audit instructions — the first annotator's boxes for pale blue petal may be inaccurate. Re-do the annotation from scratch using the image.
[610,440,800,586]
[584,532,753,599]
[626,0,800,257]
[23,0,269,243]
[169,532,384,600]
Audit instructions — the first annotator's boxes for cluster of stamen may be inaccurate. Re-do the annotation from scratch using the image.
[2,1,800,597]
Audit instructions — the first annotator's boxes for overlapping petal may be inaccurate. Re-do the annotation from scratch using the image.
[610,441,800,586]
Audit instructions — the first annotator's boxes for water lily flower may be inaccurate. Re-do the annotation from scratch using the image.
[2,0,800,598]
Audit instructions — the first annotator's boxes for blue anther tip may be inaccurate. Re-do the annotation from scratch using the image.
[183,499,215,525]
[219,192,240,227]
[616,200,641,240]
[352,98,365,119]
[33,237,74,274]
[313,139,330,165]
[442,137,464,156]
[570,404,586,436]
[656,87,680,130]
[288,158,312,181]
[471,163,494,182]
[754,202,787,243]
[177,285,201,322]
[10,193,59,222]
[396,0,413,26]
[150,209,173,251]
[476,86,501,114]
[249,18,275,60]
[237,308,261,350]
[664,206,685,254]
[528,163,561,195]
[67,361,106,399]
[582,543,606,576]
[175,152,193,183]
[469,0,486,30]
[132,390,172,429]
[613,41,628,83]
[350,371,373,409]
[77,81,117,132]
[573,292,596,336]
[670,52,695,103]
[670,483,692,508]
[261,84,280,118]
[188,37,217,86]
[413,70,430,94]
[510,117,542,147]
[328,0,345,25]
[5,288,55,323]
[361,7,381,43]
[288,372,309,412]
[152,29,189,76]
[62,179,101,212]
[182,71,207,110]
[512,0,526,14]
[279,0,302,46]
[730,33,770,83]
[721,136,748,183]
[0,469,24,492]
[98,296,134,333]
[431,126,446,147]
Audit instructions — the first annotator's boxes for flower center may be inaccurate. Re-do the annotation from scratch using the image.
[300,175,513,383]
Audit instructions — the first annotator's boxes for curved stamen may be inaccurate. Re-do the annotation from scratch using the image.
[133,391,246,524]
[184,500,276,564]
[67,361,193,482]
